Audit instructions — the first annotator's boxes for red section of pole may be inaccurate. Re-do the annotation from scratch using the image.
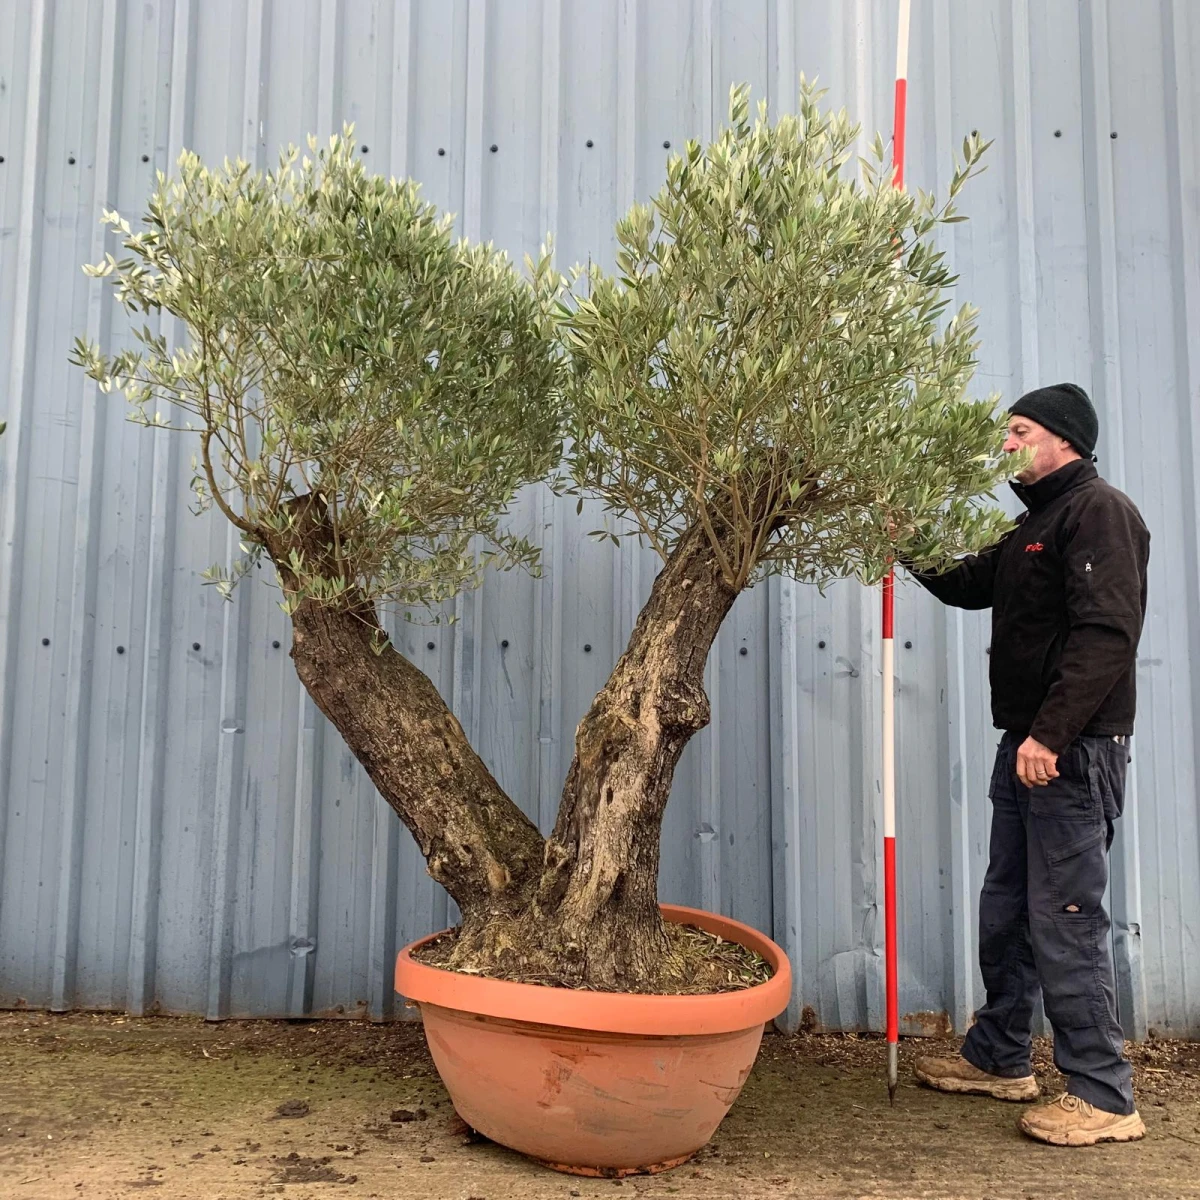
[882,571,895,639]
[892,78,908,190]
[884,837,898,1041]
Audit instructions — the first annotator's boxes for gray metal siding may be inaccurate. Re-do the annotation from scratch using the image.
[1,0,1197,1035]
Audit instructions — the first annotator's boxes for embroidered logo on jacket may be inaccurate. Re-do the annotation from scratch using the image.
[1025,542,1044,553]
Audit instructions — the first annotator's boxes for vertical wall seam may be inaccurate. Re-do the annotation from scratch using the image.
[389,0,413,171]
[317,0,342,137]
[1078,0,1146,1038]
[611,0,640,670]
[205,0,270,1020]
[0,0,52,953]
[126,0,195,1016]
[365,801,398,1020]
[768,576,804,1031]
[287,0,340,1019]
[767,0,802,1031]
[287,696,323,1015]
[358,13,407,1014]
[365,0,417,1023]
[50,0,125,1013]
[850,0,884,1033]
[453,0,487,748]
[932,0,976,1035]
[443,0,490,933]
[771,0,796,117]
[696,0,720,918]
[533,0,564,834]
[700,1,716,138]
[1162,0,1200,1032]
[1009,0,1039,395]
[1078,6,1127,479]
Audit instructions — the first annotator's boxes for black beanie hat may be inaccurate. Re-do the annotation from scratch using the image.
[1009,382,1099,457]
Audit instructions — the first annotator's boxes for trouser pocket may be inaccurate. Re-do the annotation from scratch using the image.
[1080,735,1130,848]
[1043,825,1106,917]
[1031,822,1110,1030]
[1027,747,1113,1030]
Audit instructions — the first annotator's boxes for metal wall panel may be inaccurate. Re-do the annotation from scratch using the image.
[1,0,1197,1035]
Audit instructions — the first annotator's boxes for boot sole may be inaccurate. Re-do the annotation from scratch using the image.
[1018,1112,1146,1147]
[913,1066,1039,1103]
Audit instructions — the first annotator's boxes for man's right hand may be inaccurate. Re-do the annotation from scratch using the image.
[1016,736,1060,788]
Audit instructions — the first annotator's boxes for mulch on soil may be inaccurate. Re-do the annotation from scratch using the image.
[413,921,773,994]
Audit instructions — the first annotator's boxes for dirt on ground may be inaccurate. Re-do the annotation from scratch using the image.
[1,1012,1197,1200]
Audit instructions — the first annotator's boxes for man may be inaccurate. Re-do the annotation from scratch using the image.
[905,382,1150,1146]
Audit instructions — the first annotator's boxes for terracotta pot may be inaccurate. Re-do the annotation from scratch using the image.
[394,903,791,1177]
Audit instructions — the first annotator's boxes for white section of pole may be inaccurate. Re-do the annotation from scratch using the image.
[882,637,896,840]
[896,0,911,81]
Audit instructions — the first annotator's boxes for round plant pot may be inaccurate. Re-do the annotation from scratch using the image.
[394,903,791,1177]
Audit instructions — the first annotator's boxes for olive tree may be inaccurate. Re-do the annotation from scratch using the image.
[75,83,1013,993]
[537,84,1012,982]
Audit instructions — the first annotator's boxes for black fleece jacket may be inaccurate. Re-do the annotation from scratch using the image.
[907,459,1149,753]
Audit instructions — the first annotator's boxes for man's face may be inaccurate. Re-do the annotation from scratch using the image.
[1003,415,1079,484]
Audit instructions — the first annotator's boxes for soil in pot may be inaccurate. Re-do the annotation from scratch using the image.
[412,919,773,994]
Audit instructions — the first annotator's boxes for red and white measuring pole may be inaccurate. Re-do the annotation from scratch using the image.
[884,0,911,1106]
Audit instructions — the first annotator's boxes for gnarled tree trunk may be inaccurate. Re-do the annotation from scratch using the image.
[267,496,545,952]
[288,598,546,947]
[532,523,739,989]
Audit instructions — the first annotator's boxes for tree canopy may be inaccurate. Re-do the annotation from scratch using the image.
[73,133,562,613]
[75,83,1016,620]
[557,81,1013,590]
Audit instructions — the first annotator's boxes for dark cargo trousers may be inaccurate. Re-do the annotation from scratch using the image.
[959,731,1136,1115]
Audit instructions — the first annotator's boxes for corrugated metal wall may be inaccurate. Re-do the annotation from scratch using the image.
[1,0,1197,1035]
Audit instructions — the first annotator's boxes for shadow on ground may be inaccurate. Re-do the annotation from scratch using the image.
[1,1013,1197,1199]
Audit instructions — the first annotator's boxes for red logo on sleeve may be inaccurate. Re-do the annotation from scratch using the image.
[1025,542,1044,553]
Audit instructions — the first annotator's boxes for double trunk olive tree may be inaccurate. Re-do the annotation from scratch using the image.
[75,84,1013,993]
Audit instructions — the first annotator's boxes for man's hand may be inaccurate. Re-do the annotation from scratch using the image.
[1016,736,1059,788]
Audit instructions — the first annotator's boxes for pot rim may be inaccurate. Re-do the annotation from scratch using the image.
[395,903,791,1036]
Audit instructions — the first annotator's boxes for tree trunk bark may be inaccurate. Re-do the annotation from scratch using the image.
[288,597,545,942]
[534,523,740,990]
[265,494,543,948]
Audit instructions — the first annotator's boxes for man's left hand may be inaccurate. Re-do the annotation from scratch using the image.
[1017,737,1059,788]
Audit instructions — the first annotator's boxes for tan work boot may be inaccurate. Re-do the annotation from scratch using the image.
[1018,1093,1146,1146]
[913,1054,1040,1102]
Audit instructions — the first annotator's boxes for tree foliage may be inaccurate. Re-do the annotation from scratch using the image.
[558,81,1014,590]
[71,131,562,613]
[72,89,1018,620]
